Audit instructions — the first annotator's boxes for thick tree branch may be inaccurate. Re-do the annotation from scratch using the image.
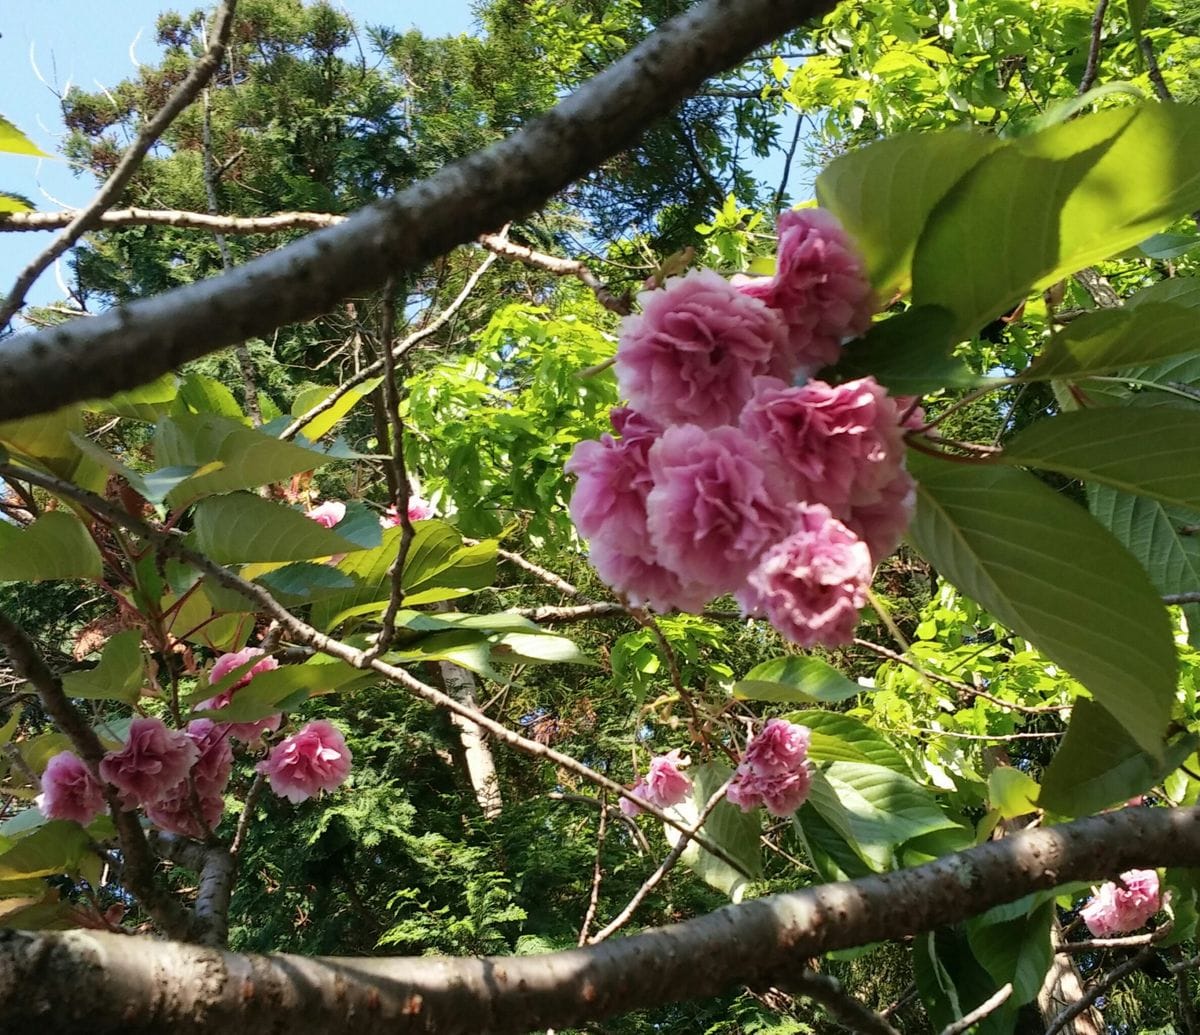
[1,807,1199,1033]
[0,1,237,330]
[0,611,192,939]
[0,0,836,421]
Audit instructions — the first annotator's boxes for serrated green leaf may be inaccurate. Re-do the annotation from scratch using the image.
[827,306,980,394]
[733,655,863,705]
[665,762,761,901]
[792,806,874,882]
[83,373,179,422]
[1001,409,1200,509]
[1040,699,1197,816]
[0,512,101,583]
[0,116,49,158]
[806,762,959,872]
[987,767,1041,819]
[61,630,143,703]
[817,130,1001,295]
[290,377,384,440]
[190,493,372,564]
[908,451,1175,754]
[255,562,356,602]
[0,821,89,880]
[489,631,593,666]
[178,373,245,420]
[915,104,1200,338]
[0,406,84,478]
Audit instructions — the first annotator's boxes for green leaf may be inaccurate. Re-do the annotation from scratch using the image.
[1039,699,1197,816]
[0,406,84,478]
[908,451,1176,754]
[966,899,1054,1012]
[789,710,912,773]
[827,306,979,394]
[915,104,1200,337]
[988,767,1041,819]
[255,562,356,603]
[290,377,384,440]
[0,512,101,583]
[189,493,372,564]
[489,631,593,666]
[313,522,497,631]
[733,655,863,705]
[388,630,503,681]
[191,655,370,720]
[1089,484,1200,647]
[83,373,179,422]
[0,193,33,214]
[792,806,875,882]
[1024,303,1200,381]
[155,414,337,506]
[0,116,49,158]
[1001,409,1200,509]
[70,434,197,505]
[665,762,761,901]
[61,630,144,703]
[178,373,245,420]
[0,821,90,880]
[806,762,959,872]
[1138,231,1199,259]
[817,130,1001,294]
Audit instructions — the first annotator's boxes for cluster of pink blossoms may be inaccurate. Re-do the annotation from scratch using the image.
[727,719,812,817]
[567,209,915,647]
[37,646,354,839]
[1080,869,1162,937]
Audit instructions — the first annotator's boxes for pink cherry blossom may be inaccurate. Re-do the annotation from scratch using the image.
[145,787,225,840]
[197,647,282,744]
[739,376,907,512]
[617,268,789,428]
[727,719,813,817]
[737,504,873,648]
[185,719,234,796]
[620,750,694,816]
[845,468,916,564]
[646,424,789,597]
[99,717,199,807]
[36,751,105,825]
[256,720,353,804]
[566,408,661,556]
[734,207,875,376]
[1080,869,1161,937]
[380,496,437,527]
[587,540,710,614]
[305,500,346,528]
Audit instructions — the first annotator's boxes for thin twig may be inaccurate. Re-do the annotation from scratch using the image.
[1139,35,1174,102]
[1046,946,1154,1035]
[578,791,608,946]
[938,983,1013,1035]
[0,2,237,329]
[772,114,805,212]
[278,251,497,441]
[588,779,731,943]
[1056,930,1164,953]
[1,462,749,876]
[1078,0,1111,95]
[782,971,902,1035]
[229,773,265,859]
[914,727,1062,742]
[490,545,581,596]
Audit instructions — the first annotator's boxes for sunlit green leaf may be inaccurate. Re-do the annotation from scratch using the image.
[0,512,101,583]
[734,655,863,705]
[61,630,144,703]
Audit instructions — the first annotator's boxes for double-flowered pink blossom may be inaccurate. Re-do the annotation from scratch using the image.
[1080,869,1162,937]
[620,750,693,817]
[305,500,346,528]
[256,720,353,804]
[727,719,812,817]
[144,720,233,839]
[381,495,437,527]
[738,504,872,648]
[197,646,281,744]
[185,719,235,796]
[145,787,225,841]
[646,424,789,598]
[36,751,106,825]
[733,208,875,376]
[617,268,788,428]
[99,717,199,807]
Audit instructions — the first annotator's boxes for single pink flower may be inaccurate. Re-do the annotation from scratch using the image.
[646,424,790,598]
[727,719,813,817]
[1081,870,1161,937]
[620,751,693,817]
[739,376,907,512]
[617,268,789,428]
[734,208,875,376]
[197,647,282,744]
[99,717,199,807]
[566,408,661,556]
[256,720,353,804]
[737,504,872,648]
[380,496,437,527]
[145,787,225,840]
[305,500,346,529]
[36,751,105,825]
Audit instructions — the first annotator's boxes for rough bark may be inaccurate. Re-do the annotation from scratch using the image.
[0,806,1198,1034]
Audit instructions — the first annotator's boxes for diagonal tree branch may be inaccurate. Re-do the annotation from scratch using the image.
[0,1,237,331]
[1,807,1199,1033]
[0,0,837,422]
